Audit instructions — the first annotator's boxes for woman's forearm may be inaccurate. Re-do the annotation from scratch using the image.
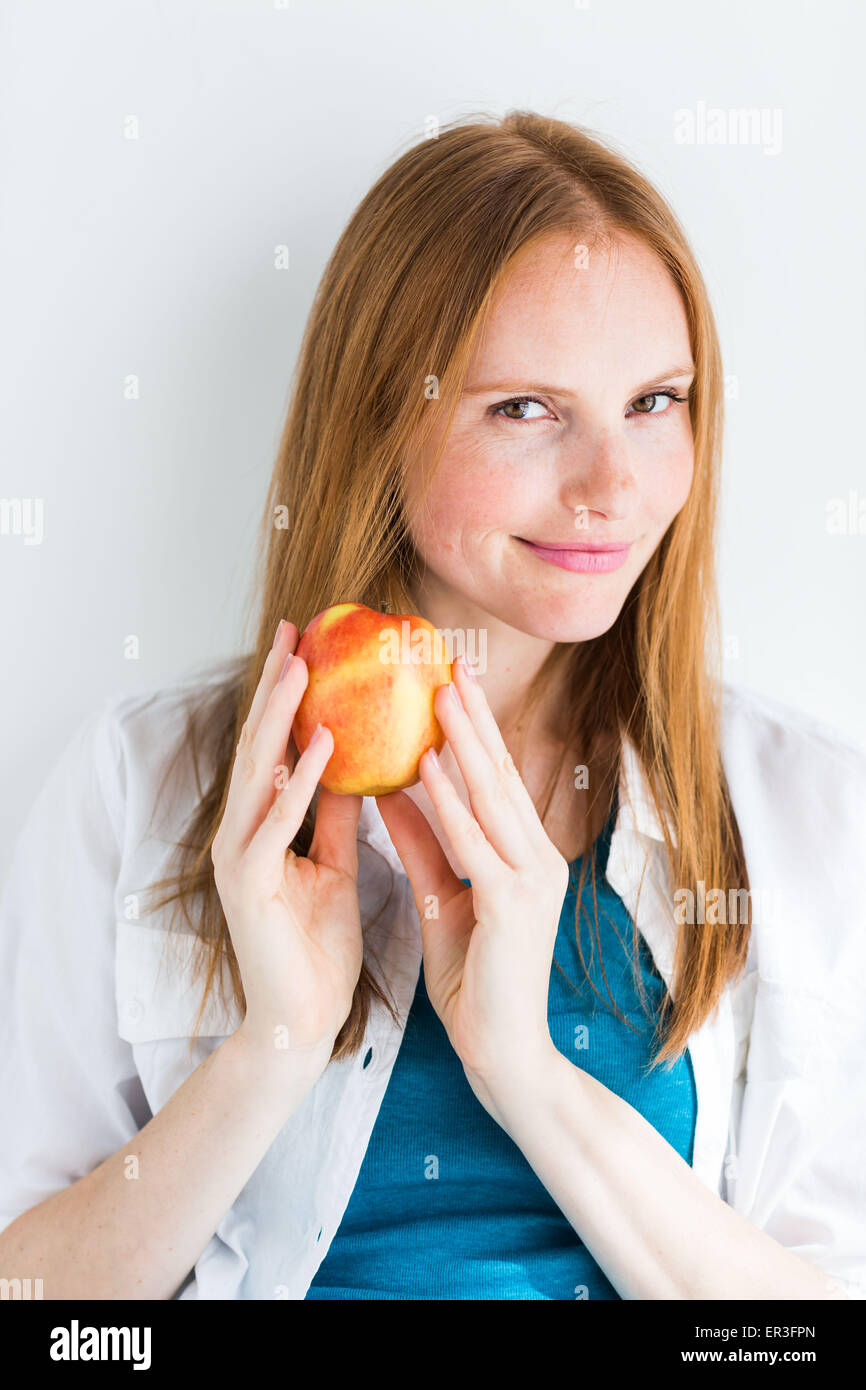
[0,1029,329,1300]
[481,1043,849,1301]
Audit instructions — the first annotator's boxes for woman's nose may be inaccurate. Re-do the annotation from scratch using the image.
[559,434,640,525]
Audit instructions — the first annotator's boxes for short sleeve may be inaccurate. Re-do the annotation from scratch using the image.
[0,698,151,1232]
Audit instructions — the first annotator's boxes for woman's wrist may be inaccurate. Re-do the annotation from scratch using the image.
[227,1023,335,1105]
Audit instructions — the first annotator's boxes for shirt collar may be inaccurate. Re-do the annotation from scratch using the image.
[615,734,672,847]
[356,737,678,985]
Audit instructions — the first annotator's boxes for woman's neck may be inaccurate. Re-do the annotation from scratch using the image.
[404,574,562,737]
[401,575,616,866]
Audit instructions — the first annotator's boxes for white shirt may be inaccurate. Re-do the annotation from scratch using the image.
[1,664,865,1300]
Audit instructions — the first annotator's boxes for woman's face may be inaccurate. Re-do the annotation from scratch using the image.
[406,231,695,644]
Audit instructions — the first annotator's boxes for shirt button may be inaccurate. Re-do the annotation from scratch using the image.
[122,998,145,1023]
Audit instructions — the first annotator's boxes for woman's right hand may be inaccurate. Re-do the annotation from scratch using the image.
[212,619,364,1061]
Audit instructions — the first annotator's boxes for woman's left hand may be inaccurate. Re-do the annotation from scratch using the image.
[375,655,569,1111]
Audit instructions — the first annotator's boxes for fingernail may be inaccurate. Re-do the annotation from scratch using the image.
[446,682,461,709]
[460,655,477,682]
[278,652,293,681]
[272,619,286,650]
[426,747,441,770]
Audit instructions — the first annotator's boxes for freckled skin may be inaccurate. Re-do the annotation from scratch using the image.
[293,236,696,815]
[405,230,696,645]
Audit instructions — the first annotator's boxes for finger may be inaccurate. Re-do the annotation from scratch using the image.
[417,747,504,894]
[432,678,528,868]
[375,788,465,920]
[216,618,297,854]
[242,724,335,890]
[220,652,311,852]
[308,788,363,879]
[244,619,298,743]
[451,654,552,852]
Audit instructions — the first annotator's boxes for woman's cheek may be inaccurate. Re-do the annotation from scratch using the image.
[644,439,694,526]
[414,448,526,549]
[414,493,492,567]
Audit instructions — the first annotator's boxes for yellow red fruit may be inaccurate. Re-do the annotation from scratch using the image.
[293,602,453,795]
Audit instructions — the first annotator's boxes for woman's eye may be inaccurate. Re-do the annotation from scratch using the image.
[629,390,688,416]
[490,388,688,423]
[492,396,550,422]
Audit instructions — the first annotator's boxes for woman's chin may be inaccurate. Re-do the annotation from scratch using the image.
[502,594,627,645]
[538,619,622,644]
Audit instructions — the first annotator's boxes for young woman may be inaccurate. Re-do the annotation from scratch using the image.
[1,111,864,1301]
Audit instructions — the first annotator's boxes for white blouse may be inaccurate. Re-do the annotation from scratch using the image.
[1,664,864,1300]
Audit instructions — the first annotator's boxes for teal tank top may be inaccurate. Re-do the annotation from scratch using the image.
[306,792,696,1299]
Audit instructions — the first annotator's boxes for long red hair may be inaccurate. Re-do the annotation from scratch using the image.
[147,110,749,1068]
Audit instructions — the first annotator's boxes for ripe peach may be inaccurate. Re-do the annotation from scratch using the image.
[292,601,453,795]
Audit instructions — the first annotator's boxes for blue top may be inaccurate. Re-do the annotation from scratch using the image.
[306,793,696,1299]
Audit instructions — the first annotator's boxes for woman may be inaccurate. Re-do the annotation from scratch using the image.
[1,111,864,1301]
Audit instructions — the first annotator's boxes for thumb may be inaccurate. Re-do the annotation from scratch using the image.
[308,788,363,878]
[375,789,463,920]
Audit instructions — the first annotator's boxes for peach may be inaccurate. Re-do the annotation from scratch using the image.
[292,601,453,795]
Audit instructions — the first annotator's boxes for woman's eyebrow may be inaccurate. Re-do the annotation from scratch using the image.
[463,364,696,397]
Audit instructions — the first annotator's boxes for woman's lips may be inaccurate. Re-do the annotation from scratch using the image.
[515,536,632,573]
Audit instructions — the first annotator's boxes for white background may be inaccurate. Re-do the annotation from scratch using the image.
[1,0,863,883]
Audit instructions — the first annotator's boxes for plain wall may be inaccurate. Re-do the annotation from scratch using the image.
[1,0,864,883]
